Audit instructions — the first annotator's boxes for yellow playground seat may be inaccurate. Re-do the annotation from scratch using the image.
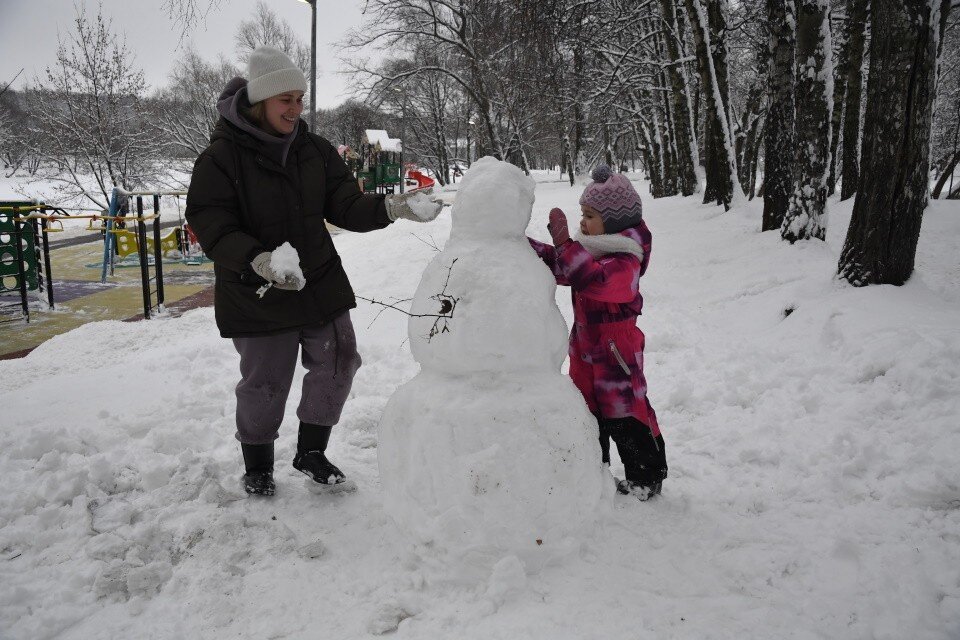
[112,228,181,259]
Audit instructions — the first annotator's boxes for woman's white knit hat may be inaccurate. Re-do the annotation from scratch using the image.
[246,46,307,103]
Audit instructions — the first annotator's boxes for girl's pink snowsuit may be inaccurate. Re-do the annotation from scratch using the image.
[528,221,660,437]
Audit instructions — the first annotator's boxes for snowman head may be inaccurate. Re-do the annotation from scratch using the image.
[449,156,535,241]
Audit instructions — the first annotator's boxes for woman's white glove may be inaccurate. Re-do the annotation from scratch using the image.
[250,252,300,290]
[385,189,444,222]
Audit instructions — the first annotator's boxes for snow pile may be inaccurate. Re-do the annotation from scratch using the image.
[378,157,610,577]
[269,241,305,290]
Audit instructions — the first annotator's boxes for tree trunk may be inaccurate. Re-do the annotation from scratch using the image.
[749,119,765,199]
[827,0,851,196]
[763,0,796,231]
[736,81,764,197]
[931,150,960,199]
[838,0,946,286]
[660,0,699,195]
[684,0,738,209]
[572,46,584,178]
[839,0,869,201]
[782,0,831,242]
[658,73,680,196]
[707,0,734,143]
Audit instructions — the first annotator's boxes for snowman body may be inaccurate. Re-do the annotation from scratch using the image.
[378,157,609,571]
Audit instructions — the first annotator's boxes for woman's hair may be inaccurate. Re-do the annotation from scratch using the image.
[242,100,267,127]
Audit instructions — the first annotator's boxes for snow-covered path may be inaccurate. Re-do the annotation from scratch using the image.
[2,174,958,639]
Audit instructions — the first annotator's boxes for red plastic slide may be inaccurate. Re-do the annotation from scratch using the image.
[407,170,436,191]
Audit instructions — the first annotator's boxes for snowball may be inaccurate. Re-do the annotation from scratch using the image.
[269,242,306,290]
[405,192,441,221]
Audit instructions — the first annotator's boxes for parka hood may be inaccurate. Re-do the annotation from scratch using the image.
[214,76,300,166]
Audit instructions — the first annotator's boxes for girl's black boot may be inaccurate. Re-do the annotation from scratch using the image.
[605,418,667,501]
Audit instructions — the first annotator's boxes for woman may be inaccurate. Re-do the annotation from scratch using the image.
[186,46,440,496]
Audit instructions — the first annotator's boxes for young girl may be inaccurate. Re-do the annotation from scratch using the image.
[528,165,667,500]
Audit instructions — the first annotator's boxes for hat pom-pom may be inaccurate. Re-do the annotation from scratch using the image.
[591,164,612,183]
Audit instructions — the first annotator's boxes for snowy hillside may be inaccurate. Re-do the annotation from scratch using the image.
[1,173,958,639]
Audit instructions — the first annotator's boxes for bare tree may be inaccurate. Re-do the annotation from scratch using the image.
[0,89,19,176]
[762,0,796,230]
[839,0,869,201]
[930,7,960,198]
[838,0,949,286]
[825,8,844,197]
[0,88,42,177]
[28,5,156,208]
[782,0,831,242]
[345,0,512,160]
[152,49,239,183]
[684,0,740,209]
[235,2,310,78]
[162,0,224,40]
[318,100,388,151]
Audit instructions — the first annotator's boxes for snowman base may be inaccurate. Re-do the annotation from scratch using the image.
[378,371,608,573]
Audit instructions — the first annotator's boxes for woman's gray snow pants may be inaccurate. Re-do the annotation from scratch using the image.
[231,311,361,444]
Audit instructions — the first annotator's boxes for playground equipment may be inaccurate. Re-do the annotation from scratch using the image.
[407,170,436,191]
[355,130,404,194]
[0,200,56,323]
[97,187,193,319]
[0,187,205,324]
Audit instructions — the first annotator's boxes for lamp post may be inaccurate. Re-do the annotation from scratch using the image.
[297,0,317,132]
[466,118,475,167]
[392,86,406,192]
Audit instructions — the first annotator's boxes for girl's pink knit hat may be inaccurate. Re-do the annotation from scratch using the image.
[579,165,643,233]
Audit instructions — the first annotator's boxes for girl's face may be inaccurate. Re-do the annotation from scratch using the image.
[580,205,605,236]
[262,91,304,136]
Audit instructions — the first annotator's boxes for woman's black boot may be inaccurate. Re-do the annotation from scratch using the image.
[292,422,349,488]
[241,442,276,496]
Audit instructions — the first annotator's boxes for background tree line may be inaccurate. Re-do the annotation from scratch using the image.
[346,0,957,286]
[0,2,399,206]
[1,0,957,286]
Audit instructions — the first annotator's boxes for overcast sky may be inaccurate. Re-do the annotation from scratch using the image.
[0,0,369,109]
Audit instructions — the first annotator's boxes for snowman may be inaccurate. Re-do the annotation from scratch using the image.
[377,157,611,575]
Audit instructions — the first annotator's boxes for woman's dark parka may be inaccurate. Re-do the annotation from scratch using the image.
[185,78,390,338]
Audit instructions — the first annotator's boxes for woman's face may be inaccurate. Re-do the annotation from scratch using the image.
[580,205,605,236]
[262,91,304,135]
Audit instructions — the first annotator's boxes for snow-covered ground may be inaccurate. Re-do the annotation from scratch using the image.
[2,171,958,639]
